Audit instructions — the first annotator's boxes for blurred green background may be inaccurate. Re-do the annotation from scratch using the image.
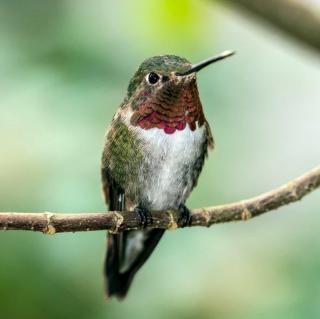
[0,0,320,318]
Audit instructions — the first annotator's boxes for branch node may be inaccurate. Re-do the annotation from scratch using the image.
[167,210,178,230]
[241,204,252,221]
[43,213,56,235]
[109,212,124,234]
[202,208,211,226]
[287,181,299,200]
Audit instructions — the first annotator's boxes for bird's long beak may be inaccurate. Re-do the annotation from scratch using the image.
[176,50,235,76]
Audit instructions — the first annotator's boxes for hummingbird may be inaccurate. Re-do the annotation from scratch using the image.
[101,50,234,299]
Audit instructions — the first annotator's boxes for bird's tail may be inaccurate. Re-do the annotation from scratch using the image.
[104,233,131,299]
[104,229,164,299]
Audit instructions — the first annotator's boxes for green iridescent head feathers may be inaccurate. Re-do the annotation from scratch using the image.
[127,55,191,99]
[126,51,235,99]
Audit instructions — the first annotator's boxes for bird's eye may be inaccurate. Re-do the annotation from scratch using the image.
[147,72,160,84]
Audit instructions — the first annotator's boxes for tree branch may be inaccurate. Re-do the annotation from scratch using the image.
[0,165,319,234]
[221,0,320,53]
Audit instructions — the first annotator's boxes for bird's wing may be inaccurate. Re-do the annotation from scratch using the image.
[101,123,164,299]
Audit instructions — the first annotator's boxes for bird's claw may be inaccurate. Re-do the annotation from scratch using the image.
[178,204,192,227]
[135,206,153,228]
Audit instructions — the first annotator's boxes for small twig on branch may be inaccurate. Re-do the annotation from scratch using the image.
[221,0,320,53]
[0,165,319,234]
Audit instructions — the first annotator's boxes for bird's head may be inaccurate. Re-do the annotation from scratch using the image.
[126,51,234,134]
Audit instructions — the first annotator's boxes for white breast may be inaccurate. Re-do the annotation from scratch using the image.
[136,125,206,210]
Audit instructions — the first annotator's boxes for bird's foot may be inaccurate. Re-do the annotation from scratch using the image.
[134,206,153,229]
[178,204,192,228]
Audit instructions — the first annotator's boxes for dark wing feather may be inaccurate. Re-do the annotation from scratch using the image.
[205,120,214,151]
[102,169,127,298]
[102,167,164,299]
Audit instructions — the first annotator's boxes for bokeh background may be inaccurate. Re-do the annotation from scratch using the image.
[0,0,320,318]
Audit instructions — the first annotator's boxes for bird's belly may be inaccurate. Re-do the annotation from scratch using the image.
[137,125,206,210]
